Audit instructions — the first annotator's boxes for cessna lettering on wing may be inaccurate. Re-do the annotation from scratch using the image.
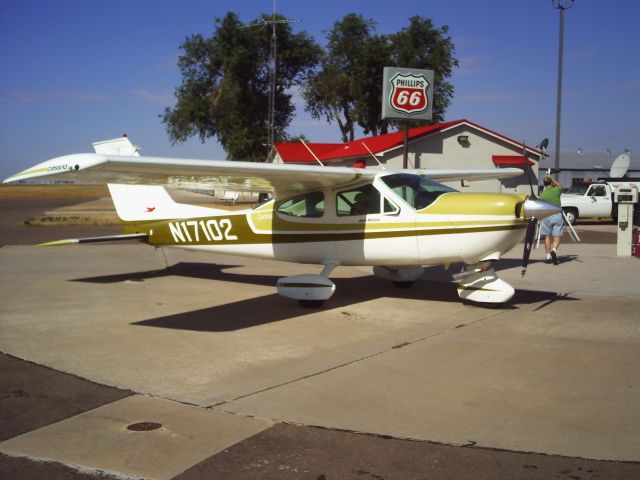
[168,219,238,243]
[47,164,70,172]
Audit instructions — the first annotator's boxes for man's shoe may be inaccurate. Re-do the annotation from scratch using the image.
[551,250,558,265]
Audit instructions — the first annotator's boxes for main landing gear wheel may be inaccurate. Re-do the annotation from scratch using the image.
[298,299,325,308]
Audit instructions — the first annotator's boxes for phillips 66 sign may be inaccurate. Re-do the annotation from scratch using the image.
[382,67,434,121]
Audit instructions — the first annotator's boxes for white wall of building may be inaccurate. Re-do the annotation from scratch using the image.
[341,125,538,194]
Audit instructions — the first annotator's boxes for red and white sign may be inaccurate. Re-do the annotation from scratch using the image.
[389,72,429,115]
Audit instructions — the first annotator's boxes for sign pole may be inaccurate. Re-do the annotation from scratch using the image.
[381,67,434,170]
[402,122,409,169]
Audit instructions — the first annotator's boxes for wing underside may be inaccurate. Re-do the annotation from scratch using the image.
[4,153,523,197]
[4,154,373,197]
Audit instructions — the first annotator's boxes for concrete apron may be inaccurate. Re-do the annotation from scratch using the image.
[0,395,271,480]
[0,243,639,462]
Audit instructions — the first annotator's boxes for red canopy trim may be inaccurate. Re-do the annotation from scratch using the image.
[492,155,535,167]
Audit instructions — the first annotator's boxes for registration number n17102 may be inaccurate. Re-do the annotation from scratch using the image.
[168,219,238,243]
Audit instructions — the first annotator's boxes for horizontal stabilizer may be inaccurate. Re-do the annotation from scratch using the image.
[38,233,148,247]
[108,184,222,221]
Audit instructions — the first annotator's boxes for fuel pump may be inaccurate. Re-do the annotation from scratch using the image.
[615,185,638,257]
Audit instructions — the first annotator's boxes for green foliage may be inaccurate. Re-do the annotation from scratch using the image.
[163,11,457,157]
[389,16,458,124]
[162,12,320,161]
[302,14,458,142]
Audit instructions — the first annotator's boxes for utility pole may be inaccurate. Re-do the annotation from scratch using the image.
[242,1,297,152]
[268,1,278,149]
[552,0,575,175]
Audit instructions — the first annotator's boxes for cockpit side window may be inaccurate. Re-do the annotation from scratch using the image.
[336,184,398,216]
[381,173,457,210]
[337,185,379,216]
[277,191,325,218]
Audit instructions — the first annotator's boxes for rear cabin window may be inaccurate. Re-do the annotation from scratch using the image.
[276,191,325,218]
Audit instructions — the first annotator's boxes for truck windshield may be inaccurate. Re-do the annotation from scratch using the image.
[565,184,589,195]
[381,173,457,210]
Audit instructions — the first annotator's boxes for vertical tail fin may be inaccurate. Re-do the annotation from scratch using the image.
[92,135,140,156]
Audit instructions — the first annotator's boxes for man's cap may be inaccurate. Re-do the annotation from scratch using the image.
[544,177,553,185]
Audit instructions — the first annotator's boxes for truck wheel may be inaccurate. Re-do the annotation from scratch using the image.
[563,208,577,225]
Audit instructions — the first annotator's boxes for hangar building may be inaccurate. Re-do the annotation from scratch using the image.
[269,119,544,194]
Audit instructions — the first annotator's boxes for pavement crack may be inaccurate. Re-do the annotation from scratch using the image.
[212,310,507,409]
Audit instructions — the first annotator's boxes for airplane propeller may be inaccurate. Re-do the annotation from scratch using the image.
[521,139,538,277]
[521,217,537,277]
[518,141,561,277]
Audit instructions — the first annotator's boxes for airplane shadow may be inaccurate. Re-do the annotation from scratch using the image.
[492,254,581,272]
[71,262,578,332]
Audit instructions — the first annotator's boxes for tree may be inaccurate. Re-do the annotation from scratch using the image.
[162,12,321,161]
[302,14,458,141]
[303,14,386,143]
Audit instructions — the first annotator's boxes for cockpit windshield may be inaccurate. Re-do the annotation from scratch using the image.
[381,173,457,210]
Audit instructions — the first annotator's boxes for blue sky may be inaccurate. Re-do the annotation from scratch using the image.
[1,0,639,180]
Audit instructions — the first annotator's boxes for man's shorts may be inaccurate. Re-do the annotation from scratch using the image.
[540,212,564,237]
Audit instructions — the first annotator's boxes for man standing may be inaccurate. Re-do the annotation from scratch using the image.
[539,175,564,265]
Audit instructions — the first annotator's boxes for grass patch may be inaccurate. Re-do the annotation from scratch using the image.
[0,183,110,200]
[24,214,121,227]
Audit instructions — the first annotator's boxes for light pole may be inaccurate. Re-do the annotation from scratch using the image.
[552,0,574,175]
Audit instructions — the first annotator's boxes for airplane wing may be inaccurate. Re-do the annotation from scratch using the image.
[409,168,524,182]
[3,152,523,197]
[3,153,375,197]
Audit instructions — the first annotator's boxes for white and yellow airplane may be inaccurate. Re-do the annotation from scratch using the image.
[3,150,559,306]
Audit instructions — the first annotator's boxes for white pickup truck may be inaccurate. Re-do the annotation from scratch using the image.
[561,180,639,224]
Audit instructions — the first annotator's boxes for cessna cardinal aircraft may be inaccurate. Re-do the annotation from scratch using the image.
[3,150,559,306]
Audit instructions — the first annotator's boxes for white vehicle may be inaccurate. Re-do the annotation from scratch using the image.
[561,180,640,224]
[560,154,639,224]
[561,181,614,224]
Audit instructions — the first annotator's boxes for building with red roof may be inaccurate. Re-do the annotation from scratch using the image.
[270,119,544,194]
